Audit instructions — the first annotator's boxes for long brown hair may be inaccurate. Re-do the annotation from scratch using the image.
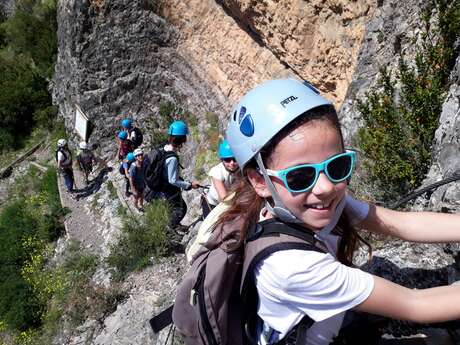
[216,105,370,265]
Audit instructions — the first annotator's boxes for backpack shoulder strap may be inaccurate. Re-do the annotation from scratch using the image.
[163,150,178,160]
[162,150,181,169]
[240,219,328,343]
[56,148,71,165]
[241,218,328,294]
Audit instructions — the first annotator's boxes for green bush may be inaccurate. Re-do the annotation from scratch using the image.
[357,0,460,202]
[0,167,66,332]
[158,101,177,124]
[107,200,171,280]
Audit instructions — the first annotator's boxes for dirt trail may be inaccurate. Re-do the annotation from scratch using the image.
[57,167,108,255]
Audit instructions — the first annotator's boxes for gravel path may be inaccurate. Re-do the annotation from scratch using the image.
[58,168,108,255]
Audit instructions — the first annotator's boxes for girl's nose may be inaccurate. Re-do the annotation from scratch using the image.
[311,172,335,196]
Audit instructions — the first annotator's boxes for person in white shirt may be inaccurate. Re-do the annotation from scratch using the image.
[201,139,239,218]
[55,138,75,193]
[211,79,460,345]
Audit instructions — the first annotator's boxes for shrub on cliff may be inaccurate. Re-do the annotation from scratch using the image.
[357,0,460,202]
[107,200,171,281]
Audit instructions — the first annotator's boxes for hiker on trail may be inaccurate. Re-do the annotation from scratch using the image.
[120,152,135,197]
[117,130,133,161]
[56,138,75,193]
[209,79,460,344]
[201,139,239,219]
[129,148,146,212]
[76,141,97,185]
[121,118,143,149]
[144,120,200,230]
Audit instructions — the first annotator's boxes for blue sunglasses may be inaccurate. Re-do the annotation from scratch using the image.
[265,151,356,193]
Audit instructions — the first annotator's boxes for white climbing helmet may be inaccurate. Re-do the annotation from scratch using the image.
[57,139,67,147]
[79,141,87,150]
[133,148,144,157]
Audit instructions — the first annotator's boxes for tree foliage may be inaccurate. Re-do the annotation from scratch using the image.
[0,0,58,152]
[2,0,57,77]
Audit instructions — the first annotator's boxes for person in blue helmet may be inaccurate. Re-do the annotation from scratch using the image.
[146,120,200,230]
[210,79,460,345]
[117,130,133,161]
[201,139,239,219]
[121,118,143,149]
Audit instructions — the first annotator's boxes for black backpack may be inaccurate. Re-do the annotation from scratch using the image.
[55,148,72,167]
[77,150,94,172]
[150,218,327,345]
[130,127,143,149]
[144,147,178,191]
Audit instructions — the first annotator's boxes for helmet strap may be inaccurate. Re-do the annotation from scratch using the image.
[255,153,301,223]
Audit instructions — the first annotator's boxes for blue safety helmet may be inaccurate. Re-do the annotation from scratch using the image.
[168,120,188,136]
[225,79,333,223]
[118,131,128,140]
[121,118,132,129]
[126,152,135,162]
[226,79,331,169]
[218,139,234,159]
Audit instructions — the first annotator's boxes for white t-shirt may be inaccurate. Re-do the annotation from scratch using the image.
[57,150,71,167]
[255,196,374,345]
[128,129,137,142]
[206,162,236,206]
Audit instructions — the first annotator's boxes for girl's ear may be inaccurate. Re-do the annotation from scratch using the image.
[247,168,270,198]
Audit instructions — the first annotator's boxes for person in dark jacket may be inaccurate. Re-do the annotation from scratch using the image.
[76,141,97,185]
[148,120,200,230]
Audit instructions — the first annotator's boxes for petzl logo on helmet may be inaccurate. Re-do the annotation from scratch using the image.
[238,106,247,124]
[280,95,298,108]
[240,114,254,137]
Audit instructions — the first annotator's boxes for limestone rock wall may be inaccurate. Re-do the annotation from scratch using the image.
[417,57,460,212]
[53,0,226,160]
[157,0,377,106]
[339,0,427,141]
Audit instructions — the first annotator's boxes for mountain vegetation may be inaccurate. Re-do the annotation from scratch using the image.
[0,0,57,152]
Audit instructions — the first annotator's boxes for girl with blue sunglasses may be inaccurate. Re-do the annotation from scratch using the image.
[212,79,460,345]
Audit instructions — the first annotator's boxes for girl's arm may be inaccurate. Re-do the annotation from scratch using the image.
[356,276,460,323]
[358,204,460,243]
[212,177,228,202]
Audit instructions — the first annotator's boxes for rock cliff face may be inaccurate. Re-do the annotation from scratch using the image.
[0,0,15,17]
[339,0,427,141]
[157,0,377,105]
[53,0,226,160]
